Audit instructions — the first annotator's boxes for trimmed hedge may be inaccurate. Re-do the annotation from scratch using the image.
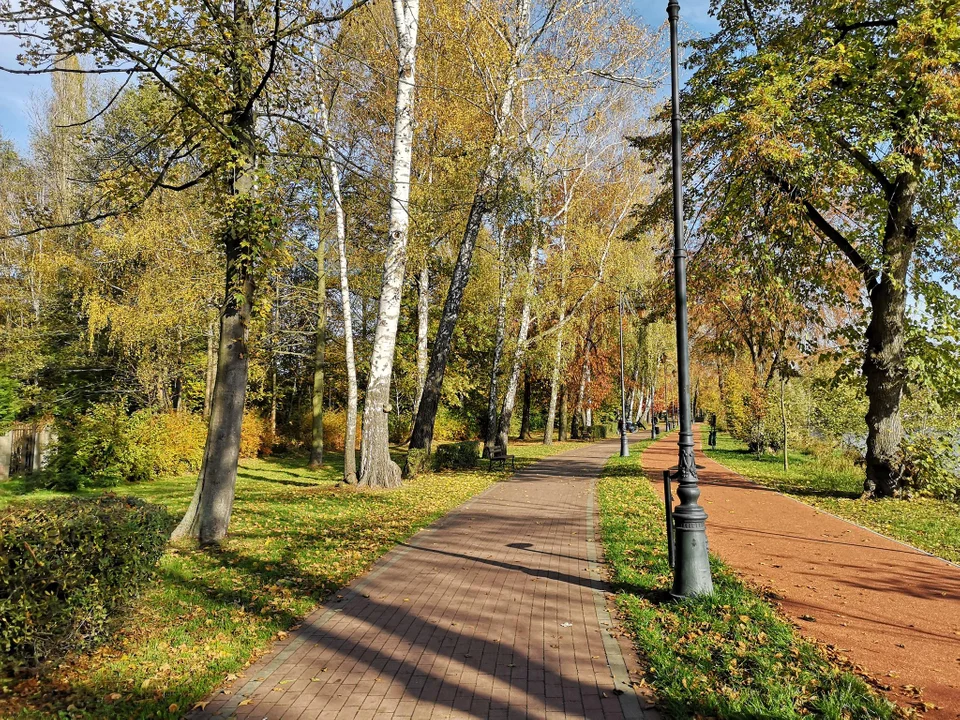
[588,425,609,439]
[0,495,172,671]
[434,441,480,470]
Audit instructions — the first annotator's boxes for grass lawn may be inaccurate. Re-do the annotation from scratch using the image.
[597,444,901,720]
[0,434,584,719]
[703,430,960,565]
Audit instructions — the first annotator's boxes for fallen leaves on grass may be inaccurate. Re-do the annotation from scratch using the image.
[0,456,500,720]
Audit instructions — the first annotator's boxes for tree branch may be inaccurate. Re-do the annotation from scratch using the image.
[764,170,879,291]
[834,135,893,196]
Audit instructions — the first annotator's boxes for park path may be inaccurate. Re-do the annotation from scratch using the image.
[643,427,960,718]
[192,438,658,720]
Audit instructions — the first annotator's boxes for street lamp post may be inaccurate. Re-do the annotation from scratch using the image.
[667,0,713,598]
[618,292,629,457]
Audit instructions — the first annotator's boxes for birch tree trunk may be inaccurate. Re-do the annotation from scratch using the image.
[543,207,568,446]
[409,0,531,452]
[518,371,532,440]
[359,0,419,488]
[412,265,429,418]
[310,237,327,468]
[312,51,358,483]
[543,326,563,445]
[496,229,539,451]
[483,245,509,457]
[558,384,569,441]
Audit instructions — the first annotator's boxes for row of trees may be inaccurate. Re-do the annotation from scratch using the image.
[1,0,957,548]
[0,0,668,543]
[636,0,960,497]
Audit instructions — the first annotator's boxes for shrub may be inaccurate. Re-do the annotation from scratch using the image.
[902,432,960,502]
[433,406,470,443]
[143,411,206,475]
[389,414,411,445]
[588,425,608,439]
[317,408,361,453]
[46,403,155,490]
[45,405,207,490]
[239,410,266,459]
[0,369,21,433]
[434,441,480,470]
[0,495,172,671]
[403,447,431,479]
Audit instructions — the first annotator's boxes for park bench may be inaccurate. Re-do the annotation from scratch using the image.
[488,444,516,471]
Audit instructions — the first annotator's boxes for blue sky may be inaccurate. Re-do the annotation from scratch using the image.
[0,0,717,152]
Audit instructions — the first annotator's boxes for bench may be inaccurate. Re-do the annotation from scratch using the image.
[488,445,516,471]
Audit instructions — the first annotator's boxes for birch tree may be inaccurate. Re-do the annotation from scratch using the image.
[358,0,419,488]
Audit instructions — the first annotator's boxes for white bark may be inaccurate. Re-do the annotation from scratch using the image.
[313,41,358,484]
[413,265,429,418]
[496,222,541,451]
[359,0,419,488]
[543,189,571,446]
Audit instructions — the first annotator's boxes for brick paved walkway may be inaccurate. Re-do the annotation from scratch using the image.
[643,427,960,718]
[192,438,658,720]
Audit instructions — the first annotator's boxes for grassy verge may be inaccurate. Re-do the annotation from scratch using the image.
[1,434,585,719]
[704,431,960,564]
[597,445,901,720]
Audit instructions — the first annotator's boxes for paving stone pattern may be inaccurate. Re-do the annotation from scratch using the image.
[192,438,658,720]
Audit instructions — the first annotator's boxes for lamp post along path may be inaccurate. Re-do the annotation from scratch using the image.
[667,0,713,598]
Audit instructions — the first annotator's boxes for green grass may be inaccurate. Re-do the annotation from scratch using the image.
[597,445,901,720]
[704,430,960,564]
[0,434,587,719]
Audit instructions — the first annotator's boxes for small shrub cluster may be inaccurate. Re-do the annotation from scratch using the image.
[403,447,431,479]
[587,425,608,439]
[434,441,480,470]
[902,431,960,502]
[0,495,172,671]
[240,410,267,458]
[45,404,207,490]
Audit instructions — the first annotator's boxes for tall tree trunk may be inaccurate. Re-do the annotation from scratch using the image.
[312,49,358,484]
[496,231,539,451]
[781,375,788,472]
[409,0,530,452]
[412,265,429,419]
[203,321,217,419]
[543,223,567,445]
[359,0,419,488]
[558,383,569,441]
[585,361,592,428]
[543,326,563,445]
[310,237,327,468]
[269,365,277,438]
[483,254,509,457]
[172,108,257,544]
[862,172,917,497]
[518,371,532,440]
[574,338,591,439]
